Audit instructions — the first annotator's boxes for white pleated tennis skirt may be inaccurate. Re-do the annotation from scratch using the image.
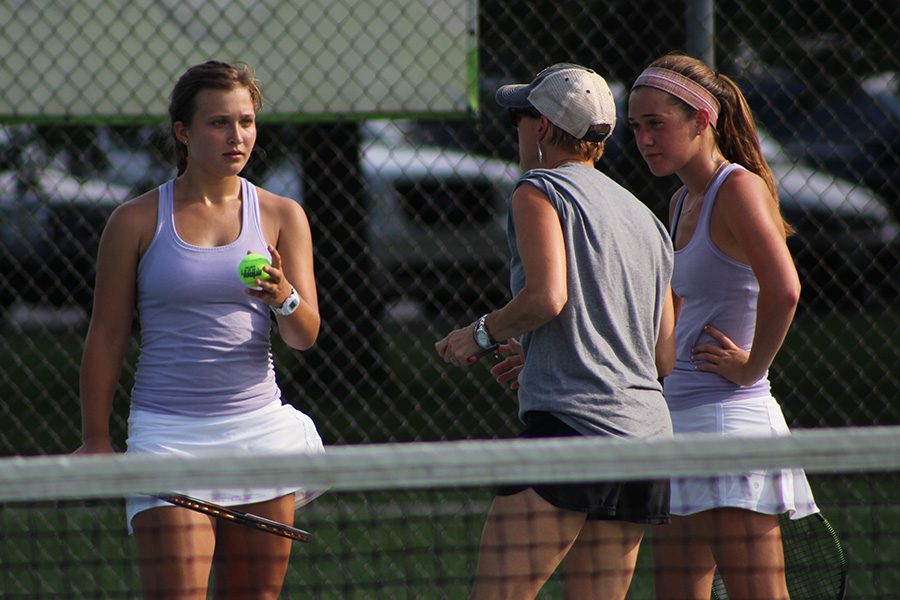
[124,399,325,532]
[669,396,819,520]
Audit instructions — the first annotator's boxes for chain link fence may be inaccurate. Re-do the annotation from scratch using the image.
[1,0,898,455]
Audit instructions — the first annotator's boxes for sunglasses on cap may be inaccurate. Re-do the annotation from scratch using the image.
[509,107,542,127]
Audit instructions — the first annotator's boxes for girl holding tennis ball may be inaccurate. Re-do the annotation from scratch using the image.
[76,61,324,598]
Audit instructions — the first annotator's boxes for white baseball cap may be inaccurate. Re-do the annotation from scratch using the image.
[495,63,616,142]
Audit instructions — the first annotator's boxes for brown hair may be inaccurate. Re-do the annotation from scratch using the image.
[643,54,793,235]
[544,123,606,163]
[168,60,263,175]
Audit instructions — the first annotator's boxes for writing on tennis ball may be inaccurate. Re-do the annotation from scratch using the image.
[238,253,271,287]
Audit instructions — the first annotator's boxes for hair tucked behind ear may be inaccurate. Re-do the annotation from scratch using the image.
[647,54,794,236]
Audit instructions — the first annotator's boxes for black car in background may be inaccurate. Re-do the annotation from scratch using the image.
[0,122,517,324]
[602,80,900,309]
[738,65,900,222]
[0,168,130,317]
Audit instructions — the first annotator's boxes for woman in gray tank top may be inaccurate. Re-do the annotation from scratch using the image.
[436,63,676,600]
[629,54,818,600]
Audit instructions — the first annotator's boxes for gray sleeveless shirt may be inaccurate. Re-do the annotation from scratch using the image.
[508,163,674,439]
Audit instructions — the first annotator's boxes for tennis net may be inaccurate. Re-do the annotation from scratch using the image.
[1,426,897,598]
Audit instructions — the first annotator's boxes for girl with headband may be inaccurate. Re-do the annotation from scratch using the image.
[628,54,819,600]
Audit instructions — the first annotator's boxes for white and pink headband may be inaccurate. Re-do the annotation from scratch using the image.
[632,67,720,127]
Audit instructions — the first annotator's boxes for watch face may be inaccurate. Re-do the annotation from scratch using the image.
[477,332,490,348]
[475,318,491,348]
[274,289,300,315]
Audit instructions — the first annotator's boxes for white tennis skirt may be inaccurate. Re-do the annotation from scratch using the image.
[669,396,819,520]
[124,399,325,532]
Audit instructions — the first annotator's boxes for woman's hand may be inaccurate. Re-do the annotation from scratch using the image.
[691,325,764,386]
[434,323,480,367]
[245,245,295,309]
[490,338,524,390]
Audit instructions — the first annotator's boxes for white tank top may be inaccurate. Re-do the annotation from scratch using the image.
[131,178,281,416]
[664,163,772,410]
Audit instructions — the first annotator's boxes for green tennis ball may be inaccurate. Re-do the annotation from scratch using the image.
[238,253,271,287]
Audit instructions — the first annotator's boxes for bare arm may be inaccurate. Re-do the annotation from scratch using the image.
[655,285,676,377]
[77,200,146,453]
[252,192,319,350]
[436,183,567,364]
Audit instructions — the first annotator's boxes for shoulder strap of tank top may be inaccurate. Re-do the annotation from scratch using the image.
[697,163,743,227]
[157,179,174,230]
[240,177,266,246]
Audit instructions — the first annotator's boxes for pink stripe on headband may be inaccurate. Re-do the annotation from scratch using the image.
[633,67,720,127]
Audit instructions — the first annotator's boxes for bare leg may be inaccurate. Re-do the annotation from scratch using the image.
[709,509,789,600]
[653,509,789,600]
[652,516,716,600]
[469,488,586,600]
[561,519,645,600]
[133,506,216,600]
[212,494,296,600]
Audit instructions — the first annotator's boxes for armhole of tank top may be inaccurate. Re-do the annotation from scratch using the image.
[698,164,741,229]
[161,180,176,234]
[670,188,688,240]
[239,177,250,244]
[701,165,753,268]
[138,181,171,270]
[242,178,269,249]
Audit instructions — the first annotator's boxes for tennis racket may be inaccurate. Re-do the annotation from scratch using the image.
[157,493,313,543]
[711,512,847,600]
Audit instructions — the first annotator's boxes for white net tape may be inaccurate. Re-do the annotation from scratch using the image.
[2,426,897,502]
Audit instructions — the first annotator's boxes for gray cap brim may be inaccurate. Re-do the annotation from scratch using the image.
[495,83,536,109]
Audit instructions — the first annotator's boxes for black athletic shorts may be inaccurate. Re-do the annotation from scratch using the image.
[496,411,670,524]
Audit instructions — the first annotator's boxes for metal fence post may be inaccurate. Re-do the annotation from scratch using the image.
[686,0,716,68]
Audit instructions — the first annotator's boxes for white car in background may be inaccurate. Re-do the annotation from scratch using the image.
[1,121,519,322]
[262,121,519,313]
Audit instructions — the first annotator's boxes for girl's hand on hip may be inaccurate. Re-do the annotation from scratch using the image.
[691,325,762,386]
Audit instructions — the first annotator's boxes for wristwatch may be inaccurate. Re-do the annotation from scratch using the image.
[271,287,300,316]
[473,314,494,350]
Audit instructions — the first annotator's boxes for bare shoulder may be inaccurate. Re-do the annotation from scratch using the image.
[256,186,307,220]
[256,186,311,248]
[718,168,771,208]
[512,180,550,205]
[107,188,158,234]
[98,188,159,256]
[715,167,784,236]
